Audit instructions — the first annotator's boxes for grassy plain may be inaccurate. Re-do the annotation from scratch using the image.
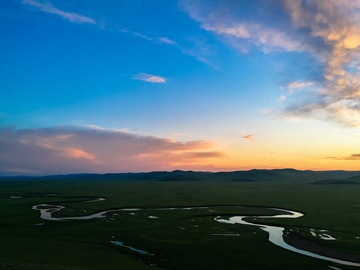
[0,170,360,270]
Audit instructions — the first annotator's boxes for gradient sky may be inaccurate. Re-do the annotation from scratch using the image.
[1,0,360,175]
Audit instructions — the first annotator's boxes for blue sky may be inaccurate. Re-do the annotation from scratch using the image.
[1,0,283,130]
[1,0,360,175]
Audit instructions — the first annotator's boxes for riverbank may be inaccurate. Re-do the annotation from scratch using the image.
[285,231,360,263]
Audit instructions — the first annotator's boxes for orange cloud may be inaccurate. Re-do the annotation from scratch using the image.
[0,126,224,175]
[177,151,226,159]
[33,136,99,163]
[59,148,96,161]
[243,135,254,139]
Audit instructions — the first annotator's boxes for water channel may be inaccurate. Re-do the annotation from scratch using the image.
[31,198,360,267]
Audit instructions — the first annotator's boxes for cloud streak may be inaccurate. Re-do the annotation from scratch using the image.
[22,0,96,24]
[158,37,177,45]
[287,81,314,91]
[0,126,224,175]
[203,22,308,53]
[182,0,360,127]
[133,73,167,83]
[325,154,360,161]
[21,1,211,67]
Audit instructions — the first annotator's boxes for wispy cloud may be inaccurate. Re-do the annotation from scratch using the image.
[119,26,213,66]
[0,126,224,175]
[181,0,360,127]
[20,1,212,67]
[117,26,177,45]
[287,81,314,91]
[22,0,96,24]
[277,95,287,103]
[181,0,310,54]
[133,73,167,83]
[118,23,213,66]
[178,37,217,67]
[262,109,304,122]
[202,22,308,53]
[158,37,177,45]
[118,28,153,41]
[21,1,180,51]
[325,154,360,161]
[243,134,254,139]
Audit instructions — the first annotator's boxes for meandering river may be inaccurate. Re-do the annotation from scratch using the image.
[32,198,360,267]
[215,208,360,267]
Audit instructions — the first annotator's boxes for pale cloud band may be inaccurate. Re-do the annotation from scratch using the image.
[287,81,314,90]
[0,126,224,175]
[133,73,167,83]
[22,0,96,24]
[158,37,177,45]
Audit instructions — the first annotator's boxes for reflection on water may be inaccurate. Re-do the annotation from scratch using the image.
[110,241,153,255]
[311,229,336,241]
[215,209,360,267]
[32,202,205,221]
[32,204,116,220]
[83,197,106,203]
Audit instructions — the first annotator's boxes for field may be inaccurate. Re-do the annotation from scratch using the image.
[1,170,360,270]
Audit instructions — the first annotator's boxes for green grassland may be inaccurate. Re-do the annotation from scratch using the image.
[1,170,360,270]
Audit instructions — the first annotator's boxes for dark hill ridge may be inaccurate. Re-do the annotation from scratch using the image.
[1,169,360,183]
[208,168,352,182]
[138,170,208,181]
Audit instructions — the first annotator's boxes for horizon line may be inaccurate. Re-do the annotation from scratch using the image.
[1,168,360,178]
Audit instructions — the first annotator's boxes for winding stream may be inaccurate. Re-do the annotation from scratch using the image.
[110,241,154,255]
[215,208,360,267]
[31,198,360,267]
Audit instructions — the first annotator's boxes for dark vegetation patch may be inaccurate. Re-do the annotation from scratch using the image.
[311,179,359,185]
[0,262,82,270]
[1,170,360,269]
[311,174,360,185]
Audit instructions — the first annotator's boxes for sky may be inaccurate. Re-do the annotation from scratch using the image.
[1,0,360,175]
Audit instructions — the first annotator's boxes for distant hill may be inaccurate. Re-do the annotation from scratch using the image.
[1,169,360,183]
[208,169,355,182]
[137,170,207,181]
